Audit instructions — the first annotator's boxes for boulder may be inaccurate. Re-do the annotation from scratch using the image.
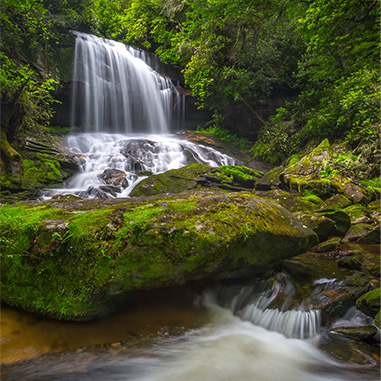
[255,166,284,191]
[337,255,363,271]
[271,140,373,204]
[356,288,381,317]
[329,174,372,205]
[342,204,368,222]
[131,163,263,197]
[297,214,336,242]
[329,325,378,341]
[342,223,375,243]
[0,191,318,321]
[320,194,352,210]
[356,225,380,244]
[315,237,341,253]
[255,189,319,214]
[315,209,351,236]
[99,169,128,189]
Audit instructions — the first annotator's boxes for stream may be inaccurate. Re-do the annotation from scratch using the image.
[2,270,380,380]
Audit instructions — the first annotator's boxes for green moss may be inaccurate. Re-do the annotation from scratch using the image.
[21,158,61,184]
[374,310,380,329]
[287,154,299,166]
[132,164,262,197]
[356,288,381,317]
[300,192,323,205]
[1,194,317,321]
[342,204,367,222]
[216,165,263,184]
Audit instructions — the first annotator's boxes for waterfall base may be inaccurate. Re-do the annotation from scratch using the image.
[40,132,239,200]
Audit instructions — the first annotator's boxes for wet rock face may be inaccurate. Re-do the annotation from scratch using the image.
[330,324,378,341]
[99,169,128,189]
[0,191,317,321]
[120,139,154,171]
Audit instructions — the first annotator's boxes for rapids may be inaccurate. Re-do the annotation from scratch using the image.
[2,284,379,380]
[42,132,239,199]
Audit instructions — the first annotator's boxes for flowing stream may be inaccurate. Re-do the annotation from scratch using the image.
[2,278,379,380]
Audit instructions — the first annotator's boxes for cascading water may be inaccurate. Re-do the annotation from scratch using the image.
[43,32,238,199]
[222,274,321,340]
[4,279,379,381]
[48,132,238,199]
[71,32,182,133]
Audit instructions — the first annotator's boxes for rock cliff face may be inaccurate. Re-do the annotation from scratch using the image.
[1,191,317,321]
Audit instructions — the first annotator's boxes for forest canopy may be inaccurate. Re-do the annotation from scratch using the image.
[1,0,380,167]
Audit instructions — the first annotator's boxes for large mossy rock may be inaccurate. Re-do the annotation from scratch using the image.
[0,128,82,199]
[130,163,263,197]
[271,139,374,203]
[0,191,317,321]
[356,288,381,317]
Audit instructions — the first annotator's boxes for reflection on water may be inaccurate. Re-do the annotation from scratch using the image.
[0,286,205,364]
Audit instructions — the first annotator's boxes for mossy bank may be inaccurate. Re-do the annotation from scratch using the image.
[1,191,317,321]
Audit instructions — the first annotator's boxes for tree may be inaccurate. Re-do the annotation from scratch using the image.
[93,0,305,120]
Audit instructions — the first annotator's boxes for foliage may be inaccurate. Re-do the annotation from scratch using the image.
[251,0,380,169]
[196,124,250,151]
[0,0,94,138]
[297,0,379,84]
[92,0,306,113]
[0,52,59,131]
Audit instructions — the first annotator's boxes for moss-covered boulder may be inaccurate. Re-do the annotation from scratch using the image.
[337,254,363,271]
[315,209,351,236]
[320,194,352,210]
[130,164,263,197]
[297,214,336,242]
[330,325,378,341]
[315,237,341,253]
[276,140,373,203]
[255,189,320,214]
[356,288,381,317]
[342,223,375,243]
[255,166,284,191]
[0,191,317,321]
[0,128,81,199]
[356,225,380,244]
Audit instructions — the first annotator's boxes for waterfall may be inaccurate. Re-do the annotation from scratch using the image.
[238,304,321,339]
[210,275,321,340]
[71,32,183,133]
[40,32,236,199]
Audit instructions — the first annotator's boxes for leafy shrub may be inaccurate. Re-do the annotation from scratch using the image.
[196,124,250,151]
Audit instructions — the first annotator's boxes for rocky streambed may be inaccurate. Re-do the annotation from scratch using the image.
[1,136,380,354]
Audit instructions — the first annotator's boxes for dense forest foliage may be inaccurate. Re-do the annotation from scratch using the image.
[1,0,380,175]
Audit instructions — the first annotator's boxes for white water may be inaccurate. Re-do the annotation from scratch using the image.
[227,276,321,339]
[44,133,239,199]
[135,303,343,381]
[71,32,183,133]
